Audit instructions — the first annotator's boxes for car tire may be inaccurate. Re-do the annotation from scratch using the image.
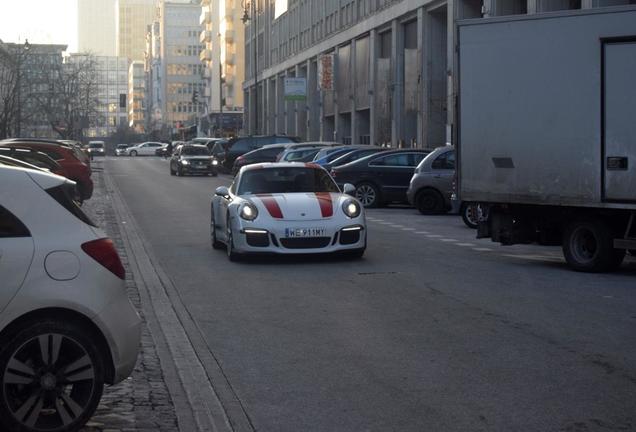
[176,166,182,177]
[0,319,105,432]
[170,164,175,176]
[460,202,479,229]
[129,150,137,157]
[211,208,223,250]
[562,218,625,272]
[355,182,381,208]
[416,189,445,215]
[226,225,241,262]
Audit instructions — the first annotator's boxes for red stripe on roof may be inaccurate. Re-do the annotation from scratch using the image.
[315,192,333,218]
[256,194,283,218]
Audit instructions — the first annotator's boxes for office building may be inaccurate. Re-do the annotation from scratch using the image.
[129,60,146,132]
[78,0,117,56]
[117,0,158,62]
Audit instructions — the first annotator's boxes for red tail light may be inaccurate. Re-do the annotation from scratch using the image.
[81,238,125,279]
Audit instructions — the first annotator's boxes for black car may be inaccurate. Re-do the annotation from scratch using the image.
[169,144,219,176]
[231,144,289,175]
[322,147,385,171]
[330,149,430,208]
[222,135,300,169]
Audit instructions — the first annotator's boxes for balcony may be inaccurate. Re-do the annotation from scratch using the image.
[199,49,212,62]
[199,10,211,26]
[224,29,235,44]
[200,30,212,44]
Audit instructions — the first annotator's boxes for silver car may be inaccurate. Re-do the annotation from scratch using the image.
[406,146,479,228]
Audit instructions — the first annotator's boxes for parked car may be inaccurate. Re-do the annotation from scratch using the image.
[278,147,322,163]
[330,149,430,208]
[231,144,289,175]
[115,144,131,156]
[0,140,94,201]
[169,144,218,176]
[275,142,340,162]
[126,141,165,156]
[4,138,91,168]
[323,147,386,171]
[208,140,229,158]
[312,145,376,166]
[87,141,106,157]
[0,165,141,432]
[211,163,365,260]
[406,146,478,228]
[0,147,66,176]
[222,135,300,169]
[0,155,48,172]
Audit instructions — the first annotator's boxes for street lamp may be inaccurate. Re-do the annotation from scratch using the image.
[241,0,258,134]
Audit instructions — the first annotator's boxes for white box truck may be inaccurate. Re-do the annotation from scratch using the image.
[457,6,636,272]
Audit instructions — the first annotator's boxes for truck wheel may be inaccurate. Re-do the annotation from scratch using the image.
[460,202,479,229]
[562,219,625,272]
[416,189,444,215]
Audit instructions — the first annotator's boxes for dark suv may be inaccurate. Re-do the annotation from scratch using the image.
[222,135,299,169]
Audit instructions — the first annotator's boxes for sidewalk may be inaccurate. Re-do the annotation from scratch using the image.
[81,160,179,432]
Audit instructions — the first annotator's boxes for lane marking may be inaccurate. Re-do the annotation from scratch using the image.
[414,231,429,234]
[426,234,442,238]
[456,243,476,247]
[401,228,416,231]
[390,224,406,228]
[440,238,458,242]
[473,247,493,252]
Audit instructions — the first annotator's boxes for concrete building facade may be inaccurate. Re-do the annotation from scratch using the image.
[117,0,158,62]
[200,0,246,124]
[157,1,206,129]
[243,0,636,146]
[78,0,117,56]
[129,60,146,131]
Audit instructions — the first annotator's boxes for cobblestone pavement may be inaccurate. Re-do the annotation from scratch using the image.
[80,160,179,432]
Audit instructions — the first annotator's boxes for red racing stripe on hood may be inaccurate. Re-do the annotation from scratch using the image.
[315,192,333,218]
[256,194,283,218]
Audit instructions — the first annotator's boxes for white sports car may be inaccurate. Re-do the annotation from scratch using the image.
[211,163,366,260]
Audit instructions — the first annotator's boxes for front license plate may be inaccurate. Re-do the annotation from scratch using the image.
[285,227,326,238]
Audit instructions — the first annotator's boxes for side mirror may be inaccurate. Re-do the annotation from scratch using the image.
[215,186,229,198]
[343,183,356,195]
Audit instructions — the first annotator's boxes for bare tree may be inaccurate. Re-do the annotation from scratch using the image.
[0,42,27,139]
[31,54,101,140]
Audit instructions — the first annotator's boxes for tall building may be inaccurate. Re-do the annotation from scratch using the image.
[69,54,129,138]
[116,0,158,62]
[200,0,245,135]
[157,1,205,129]
[144,20,164,134]
[243,0,636,145]
[78,0,117,56]
[129,61,146,132]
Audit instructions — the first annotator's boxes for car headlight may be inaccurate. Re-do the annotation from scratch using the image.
[239,203,258,221]
[342,199,361,218]
[181,160,190,165]
[212,159,219,165]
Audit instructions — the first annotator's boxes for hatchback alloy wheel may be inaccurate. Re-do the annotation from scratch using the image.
[0,322,104,432]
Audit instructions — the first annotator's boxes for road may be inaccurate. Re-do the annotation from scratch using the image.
[104,156,636,432]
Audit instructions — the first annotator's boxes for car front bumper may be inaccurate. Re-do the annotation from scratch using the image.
[231,218,367,255]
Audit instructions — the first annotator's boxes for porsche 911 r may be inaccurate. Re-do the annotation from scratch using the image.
[210,163,366,260]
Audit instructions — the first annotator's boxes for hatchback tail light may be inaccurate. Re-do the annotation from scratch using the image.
[81,238,125,279]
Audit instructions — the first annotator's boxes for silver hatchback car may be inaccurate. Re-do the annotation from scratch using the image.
[406,146,478,228]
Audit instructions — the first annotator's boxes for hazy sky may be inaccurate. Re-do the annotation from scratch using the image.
[0,0,78,51]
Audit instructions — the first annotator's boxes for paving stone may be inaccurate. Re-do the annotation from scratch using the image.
[80,159,179,432]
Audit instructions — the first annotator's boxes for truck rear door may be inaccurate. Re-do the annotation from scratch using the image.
[603,39,636,203]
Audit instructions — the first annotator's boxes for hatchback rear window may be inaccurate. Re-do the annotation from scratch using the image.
[46,184,96,227]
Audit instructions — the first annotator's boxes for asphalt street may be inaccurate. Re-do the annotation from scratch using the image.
[105,156,636,432]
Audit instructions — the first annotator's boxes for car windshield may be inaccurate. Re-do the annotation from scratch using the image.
[117,144,128,149]
[238,167,339,195]
[181,147,210,156]
[89,143,103,148]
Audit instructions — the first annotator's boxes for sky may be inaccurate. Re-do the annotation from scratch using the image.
[0,0,78,51]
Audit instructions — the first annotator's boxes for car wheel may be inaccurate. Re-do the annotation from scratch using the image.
[562,218,625,272]
[211,208,223,250]
[129,150,137,157]
[416,189,444,215]
[226,226,241,262]
[176,166,182,177]
[0,320,105,432]
[460,202,479,229]
[169,164,175,176]
[355,182,380,208]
